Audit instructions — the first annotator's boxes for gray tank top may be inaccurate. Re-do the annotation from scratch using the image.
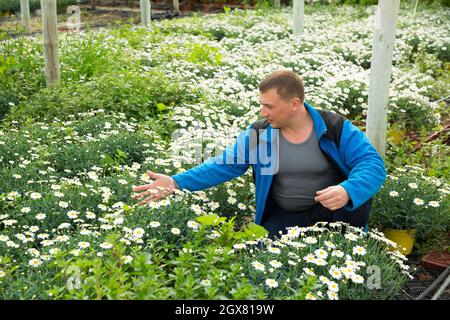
[271,129,343,212]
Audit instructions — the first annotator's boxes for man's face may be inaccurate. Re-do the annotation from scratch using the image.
[259,88,299,128]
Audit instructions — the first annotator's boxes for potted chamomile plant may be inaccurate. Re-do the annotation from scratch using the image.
[371,166,449,255]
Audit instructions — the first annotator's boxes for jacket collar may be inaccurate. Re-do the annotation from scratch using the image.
[304,101,327,139]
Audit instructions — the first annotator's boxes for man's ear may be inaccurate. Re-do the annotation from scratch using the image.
[291,97,302,110]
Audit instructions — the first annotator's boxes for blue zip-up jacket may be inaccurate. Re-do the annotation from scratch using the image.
[172,102,387,225]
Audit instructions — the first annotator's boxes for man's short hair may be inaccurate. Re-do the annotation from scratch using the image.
[259,70,305,103]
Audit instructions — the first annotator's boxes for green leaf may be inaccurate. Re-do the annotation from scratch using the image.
[244,222,268,239]
[156,103,167,112]
[196,214,225,226]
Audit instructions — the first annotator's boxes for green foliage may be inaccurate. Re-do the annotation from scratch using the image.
[0,36,46,120]
[4,70,203,123]
[385,126,450,181]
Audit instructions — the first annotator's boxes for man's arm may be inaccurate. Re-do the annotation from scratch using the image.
[171,126,252,191]
[338,120,387,211]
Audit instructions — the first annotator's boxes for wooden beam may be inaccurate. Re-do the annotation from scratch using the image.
[20,0,31,33]
[366,0,401,157]
[40,0,60,86]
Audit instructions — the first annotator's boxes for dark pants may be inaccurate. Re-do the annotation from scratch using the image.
[261,199,372,239]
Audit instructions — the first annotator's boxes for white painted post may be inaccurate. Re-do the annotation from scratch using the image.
[20,0,31,32]
[411,0,419,16]
[274,0,281,8]
[173,0,180,13]
[140,0,151,27]
[293,0,304,34]
[41,0,60,86]
[366,0,400,157]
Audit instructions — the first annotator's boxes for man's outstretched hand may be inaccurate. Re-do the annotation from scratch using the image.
[315,185,349,211]
[132,171,178,206]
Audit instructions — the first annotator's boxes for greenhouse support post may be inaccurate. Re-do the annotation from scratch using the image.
[140,0,151,26]
[293,0,304,34]
[366,0,400,157]
[275,0,281,8]
[20,0,31,33]
[173,0,180,13]
[41,0,60,86]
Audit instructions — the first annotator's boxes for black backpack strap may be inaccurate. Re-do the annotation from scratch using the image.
[250,119,269,182]
[316,109,346,147]
[251,118,269,146]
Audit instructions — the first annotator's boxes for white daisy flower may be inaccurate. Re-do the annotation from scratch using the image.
[428,201,439,207]
[28,258,42,267]
[267,247,281,254]
[304,254,316,263]
[122,255,133,264]
[187,220,200,230]
[190,204,203,215]
[305,292,316,300]
[78,241,90,249]
[319,276,330,285]
[86,211,96,219]
[303,268,316,276]
[67,210,79,219]
[329,266,343,280]
[351,274,365,284]
[352,246,367,256]
[59,201,69,208]
[344,233,359,241]
[200,279,211,287]
[328,281,339,292]
[171,228,181,235]
[304,237,318,244]
[30,192,42,200]
[327,290,339,300]
[269,260,282,269]
[315,259,328,266]
[389,191,399,197]
[35,213,46,220]
[315,248,328,259]
[233,243,246,250]
[324,241,335,249]
[413,198,424,205]
[265,279,278,288]
[133,228,145,238]
[332,250,345,258]
[252,261,266,272]
[100,242,113,249]
[49,248,60,255]
[149,221,160,228]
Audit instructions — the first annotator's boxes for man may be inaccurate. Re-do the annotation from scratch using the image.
[132,70,386,238]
